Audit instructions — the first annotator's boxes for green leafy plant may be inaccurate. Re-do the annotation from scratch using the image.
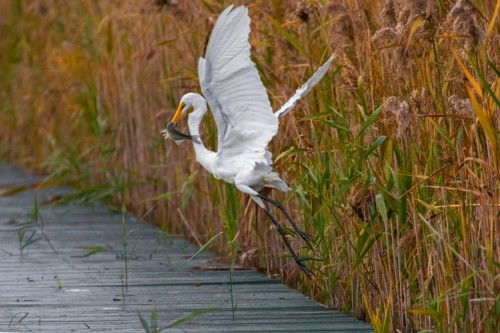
[54,276,64,289]
[81,246,106,257]
[139,307,216,332]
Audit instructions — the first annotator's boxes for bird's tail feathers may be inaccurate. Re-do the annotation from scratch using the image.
[266,178,290,192]
[255,162,290,192]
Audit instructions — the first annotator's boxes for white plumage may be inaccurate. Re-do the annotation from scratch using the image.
[166,5,334,208]
[274,54,335,119]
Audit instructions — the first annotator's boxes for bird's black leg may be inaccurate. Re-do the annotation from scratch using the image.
[260,205,313,278]
[257,194,315,252]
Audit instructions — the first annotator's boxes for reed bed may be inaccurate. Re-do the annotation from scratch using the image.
[0,0,498,331]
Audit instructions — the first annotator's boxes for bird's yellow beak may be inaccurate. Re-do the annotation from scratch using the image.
[170,102,185,124]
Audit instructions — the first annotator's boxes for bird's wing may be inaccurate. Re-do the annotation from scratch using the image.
[198,5,278,161]
[274,55,335,119]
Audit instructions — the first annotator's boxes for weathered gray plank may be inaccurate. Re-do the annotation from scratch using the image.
[0,164,372,332]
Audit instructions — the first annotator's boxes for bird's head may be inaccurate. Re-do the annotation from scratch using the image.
[170,93,205,125]
[162,93,205,144]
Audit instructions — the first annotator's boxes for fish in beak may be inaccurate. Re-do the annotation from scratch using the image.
[161,102,200,144]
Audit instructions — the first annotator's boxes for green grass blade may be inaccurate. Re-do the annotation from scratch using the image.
[188,232,223,260]
[161,308,216,330]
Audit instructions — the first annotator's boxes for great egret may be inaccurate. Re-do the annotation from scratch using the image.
[163,5,334,275]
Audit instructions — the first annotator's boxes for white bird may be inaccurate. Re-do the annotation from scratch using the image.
[163,5,334,275]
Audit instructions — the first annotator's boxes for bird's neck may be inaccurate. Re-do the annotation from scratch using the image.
[188,103,216,173]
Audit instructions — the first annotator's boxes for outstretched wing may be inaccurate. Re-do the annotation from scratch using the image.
[274,55,335,118]
[198,5,278,161]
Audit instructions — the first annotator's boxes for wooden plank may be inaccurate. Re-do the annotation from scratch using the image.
[0,164,372,332]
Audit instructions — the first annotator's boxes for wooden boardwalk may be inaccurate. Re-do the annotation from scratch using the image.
[0,164,372,332]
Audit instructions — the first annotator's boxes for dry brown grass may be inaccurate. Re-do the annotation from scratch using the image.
[0,0,498,331]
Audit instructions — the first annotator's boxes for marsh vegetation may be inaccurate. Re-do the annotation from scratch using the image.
[0,0,498,331]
